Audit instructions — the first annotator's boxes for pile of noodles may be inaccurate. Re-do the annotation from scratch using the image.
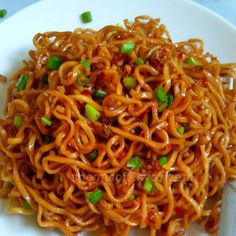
[0,16,236,236]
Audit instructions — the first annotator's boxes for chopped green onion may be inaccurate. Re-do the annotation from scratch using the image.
[120,42,135,54]
[13,115,23,128]
[177,126,185,135]
[42,135,53,143]
[85,104,101,121]
[92,89,107,99]
[0,9,7,18]
[47,55,63,70]
[129,194,136,200]
[87,189,103,204]
[154,87,168,104]
[81,11,93,23]
[136,57,144,65]
[16,75,28,90]
[187,57,201,66]
[41,74,48,85]
[159,156,168,167]
[143,177,153,192]
[167,94,174,106]
[158,178,163,184]
[157,93,173,112]
[127,156,142,169]
[77,74,90,86]
[123,76,136,89]
[158,103,168,112]
[22,200,31,209]
[87,149,98,161]
[41,116,52,126]
[80,59,90,69]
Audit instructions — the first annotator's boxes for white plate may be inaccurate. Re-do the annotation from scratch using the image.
[0,0,236,235]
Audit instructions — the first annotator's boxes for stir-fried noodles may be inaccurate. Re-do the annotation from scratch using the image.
[0,16,236,236]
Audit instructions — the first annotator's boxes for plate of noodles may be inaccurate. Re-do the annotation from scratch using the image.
[0,0,236,235]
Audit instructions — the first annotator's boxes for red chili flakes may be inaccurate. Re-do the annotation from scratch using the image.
[205,217,216,230]
[113,53,124,65]
[174,206,185,216]
[97,72,106,81]
[93,45,100,56]
[149,58,162,68]
[166,143,172,151]
[75,101,84,112]
[162,47,167,53]
[177,74,182,80]
[91,62,97,71]
[3,122,14,133]
[201,78,208,86]
[81,90,92,96]
[147,210,156,223]
[70,171,77,182]
[177,50,183,59]
[154,161,161,170]
[117,150,126,159]
[140,130,145,137]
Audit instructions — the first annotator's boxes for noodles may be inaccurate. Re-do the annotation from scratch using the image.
[0,15,236,236]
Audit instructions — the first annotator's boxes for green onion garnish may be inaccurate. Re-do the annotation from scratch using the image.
[0,9,7,18]
[177,126,185,135]
[127,156,142,169]
[129,194,136,200]
[158,178,163,184]
[41,116,52,126]
[187,57,201,66]
[167,94,174,106]
[22,200,31,209]
[80,59,90,69]
[143,177,153,192]
[47,55,63,70]
[92,89,107,99]
[136,57,144,65]
[159,156,168,167]
[41,74,48,85]
[87,189,103,204]
[123,76,136,89]
[16,75,28,90]
[158,103,168,112]
[87,149,98,161]
[85,104,101,121]
[42,135,53,143]
[77,74,90,86]
[121,42,135,54]
[155,87,168,104]
[13,115,23,128]
[81,11,93,23]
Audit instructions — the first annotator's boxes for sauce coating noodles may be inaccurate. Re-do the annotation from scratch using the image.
[0,16,236,236]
